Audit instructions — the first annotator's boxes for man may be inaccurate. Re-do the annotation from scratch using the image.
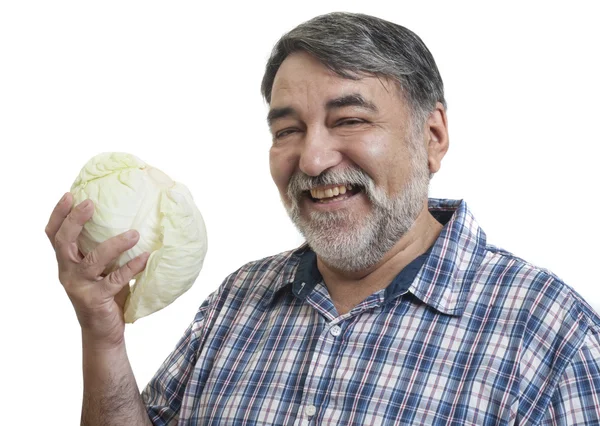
[47,12,600,425]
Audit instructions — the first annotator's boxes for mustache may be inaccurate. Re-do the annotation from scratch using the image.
[287,167,374,200]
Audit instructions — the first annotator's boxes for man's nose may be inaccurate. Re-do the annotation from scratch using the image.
[298,128,342,177]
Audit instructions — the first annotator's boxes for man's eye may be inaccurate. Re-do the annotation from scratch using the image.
[275,129,297,139]
[337,118,365,126]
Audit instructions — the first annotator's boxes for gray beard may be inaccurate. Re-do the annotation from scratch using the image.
[284,143,430,272]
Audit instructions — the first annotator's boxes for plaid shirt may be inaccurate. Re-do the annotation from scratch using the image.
[142,199,600,425]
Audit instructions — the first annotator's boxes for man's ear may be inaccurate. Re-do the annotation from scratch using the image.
[425,102,449,174]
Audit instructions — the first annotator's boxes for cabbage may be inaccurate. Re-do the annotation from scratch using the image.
[70,152,208,323]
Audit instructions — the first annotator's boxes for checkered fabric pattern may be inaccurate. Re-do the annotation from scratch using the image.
[142,199,600,425]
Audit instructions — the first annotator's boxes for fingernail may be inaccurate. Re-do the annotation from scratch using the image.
[80,199,92,210]
[60,193,68,203]
[125,230,138,239]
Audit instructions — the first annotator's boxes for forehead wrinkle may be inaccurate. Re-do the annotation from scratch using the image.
[270,58,395,124]
[269,77,322,125]
[267,79,302,125]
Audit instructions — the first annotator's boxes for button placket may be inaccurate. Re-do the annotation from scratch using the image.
[299,318,342,425]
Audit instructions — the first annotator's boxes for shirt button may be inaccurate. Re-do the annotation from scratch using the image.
[305,405,317,416]
[330,325,342,337]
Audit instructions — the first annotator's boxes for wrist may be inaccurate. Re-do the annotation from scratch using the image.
[81,329,126,353]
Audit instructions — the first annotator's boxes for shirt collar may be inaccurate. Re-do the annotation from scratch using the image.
[410,198,487,316]
[265,198,487,316]
[288,244,433,303]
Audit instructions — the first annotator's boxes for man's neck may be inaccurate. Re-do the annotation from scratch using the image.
[317,206,444,316]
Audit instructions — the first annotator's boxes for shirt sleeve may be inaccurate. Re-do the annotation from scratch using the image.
[140,296,212,426]
[541,329,600,425]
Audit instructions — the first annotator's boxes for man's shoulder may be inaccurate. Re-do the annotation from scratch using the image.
[478,243,600,332]
[478,243,600,407]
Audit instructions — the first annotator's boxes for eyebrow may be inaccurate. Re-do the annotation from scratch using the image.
[325,94,378,113]
[267,107,296,127]
[267,93,378,126]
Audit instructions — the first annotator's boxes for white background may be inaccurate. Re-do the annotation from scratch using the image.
[1,1,599,424]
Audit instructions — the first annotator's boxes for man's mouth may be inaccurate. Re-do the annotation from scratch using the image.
[306,184,363,204]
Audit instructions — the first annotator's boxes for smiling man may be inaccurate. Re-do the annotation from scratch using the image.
[266,50,445,316]
[48,12,600,426]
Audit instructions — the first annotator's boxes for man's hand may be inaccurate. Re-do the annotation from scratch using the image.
[45,192,149,348]
[46,192,154,425]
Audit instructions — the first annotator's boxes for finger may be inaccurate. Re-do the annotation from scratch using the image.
[45,192,73,247]
[79,230,141,279]
[102,252,150,297]
[54,199,95,265]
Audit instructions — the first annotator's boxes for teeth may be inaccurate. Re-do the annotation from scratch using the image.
[310,184,354,199]
[310,188,327,199]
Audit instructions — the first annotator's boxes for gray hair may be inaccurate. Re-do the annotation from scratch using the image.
[261,12,446,127]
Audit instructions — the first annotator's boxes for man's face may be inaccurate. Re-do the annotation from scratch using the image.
[268,52,430,272]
